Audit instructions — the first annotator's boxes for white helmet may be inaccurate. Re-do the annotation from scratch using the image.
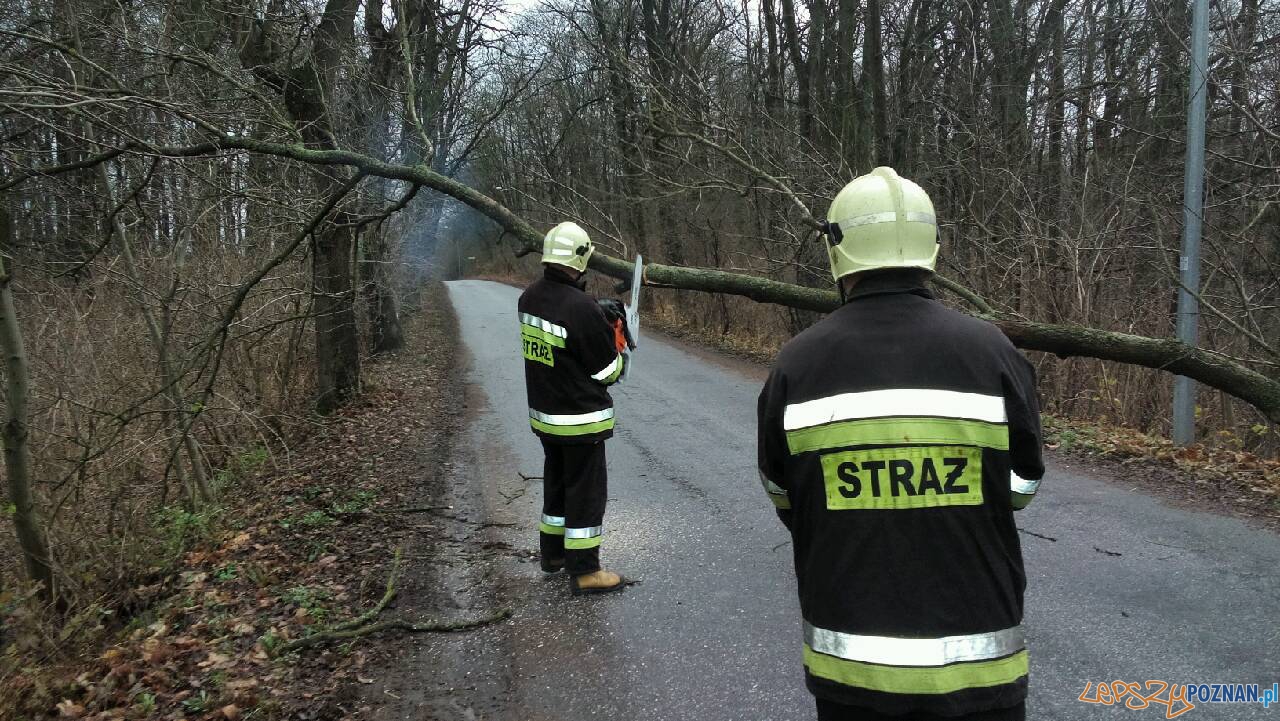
[825,167,938,282]
[542,221,594,273]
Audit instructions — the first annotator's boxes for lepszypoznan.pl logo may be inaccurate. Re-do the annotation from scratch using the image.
[1078,680,1279,718]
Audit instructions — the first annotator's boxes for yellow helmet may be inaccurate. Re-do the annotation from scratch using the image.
[825,167,938,282]
[542,221,594,273]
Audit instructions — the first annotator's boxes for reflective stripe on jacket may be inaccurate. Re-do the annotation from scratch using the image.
[757,272,1045,716]
[519,266,624,443]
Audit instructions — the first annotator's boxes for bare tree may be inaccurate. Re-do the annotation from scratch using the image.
[0,206,56,606]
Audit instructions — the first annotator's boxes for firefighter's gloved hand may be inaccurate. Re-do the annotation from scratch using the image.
[597,298,636,351]
[597,298,625,322]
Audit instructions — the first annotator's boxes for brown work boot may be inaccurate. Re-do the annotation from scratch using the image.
[570,569,626,596]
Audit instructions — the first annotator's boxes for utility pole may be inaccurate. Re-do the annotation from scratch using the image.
[1172,0,1209,446]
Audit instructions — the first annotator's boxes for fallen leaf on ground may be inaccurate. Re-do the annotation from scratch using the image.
[199,652,231,668]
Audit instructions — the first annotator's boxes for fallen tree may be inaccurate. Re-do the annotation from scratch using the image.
[13,133,1280,424]
[602,258,1280,426]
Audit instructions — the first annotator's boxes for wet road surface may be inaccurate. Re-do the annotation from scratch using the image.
[445,279,1280,721]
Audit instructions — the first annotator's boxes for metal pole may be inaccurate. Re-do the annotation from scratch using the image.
[1172,0,1209,446]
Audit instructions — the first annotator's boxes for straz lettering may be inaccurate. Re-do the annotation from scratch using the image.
[820,446,983,510]
[522,332,555,367]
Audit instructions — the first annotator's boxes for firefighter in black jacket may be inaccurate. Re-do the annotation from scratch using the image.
[758,168,1045,721]
[519,221,628,596]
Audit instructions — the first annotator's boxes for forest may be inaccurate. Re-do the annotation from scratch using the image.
[0,0,1277,709]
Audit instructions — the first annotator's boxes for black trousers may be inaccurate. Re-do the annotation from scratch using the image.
[815,700,1025,721]
[538,439,607,575]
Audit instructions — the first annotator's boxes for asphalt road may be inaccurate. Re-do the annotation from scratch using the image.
[445,279,1280,721]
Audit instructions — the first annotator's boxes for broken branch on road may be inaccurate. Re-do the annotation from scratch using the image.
[276,549,511,655]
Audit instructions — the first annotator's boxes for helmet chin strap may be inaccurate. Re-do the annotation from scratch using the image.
[822,222,848,305]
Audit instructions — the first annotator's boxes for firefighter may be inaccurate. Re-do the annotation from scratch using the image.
[519,221,629,596]
[757,168,1044,721]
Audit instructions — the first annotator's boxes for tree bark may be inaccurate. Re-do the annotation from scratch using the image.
[358,6,406,355]
[1152,0,1190,156]
[591,0,651,256]
[641,0,686,266]
[313,214,362,412]
[806,0,827,145]
[864,0,889,165]
[1231,0,1259,139]
[779,0,812,140]
[242,0,364,412]
[0,206,58,606]
[762,0,783,114]
[891,0,931,169]
[362,225,405,355]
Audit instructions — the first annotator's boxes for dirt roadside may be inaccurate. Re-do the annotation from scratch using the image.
[353,289,522,721]
[0,282,513,721]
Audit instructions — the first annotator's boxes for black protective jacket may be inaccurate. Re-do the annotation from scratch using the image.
[758,273,1045,716]
[519,266,625,444]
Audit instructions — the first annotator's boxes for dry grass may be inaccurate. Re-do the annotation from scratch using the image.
[0,284,469,720]
[0,250,319,663]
